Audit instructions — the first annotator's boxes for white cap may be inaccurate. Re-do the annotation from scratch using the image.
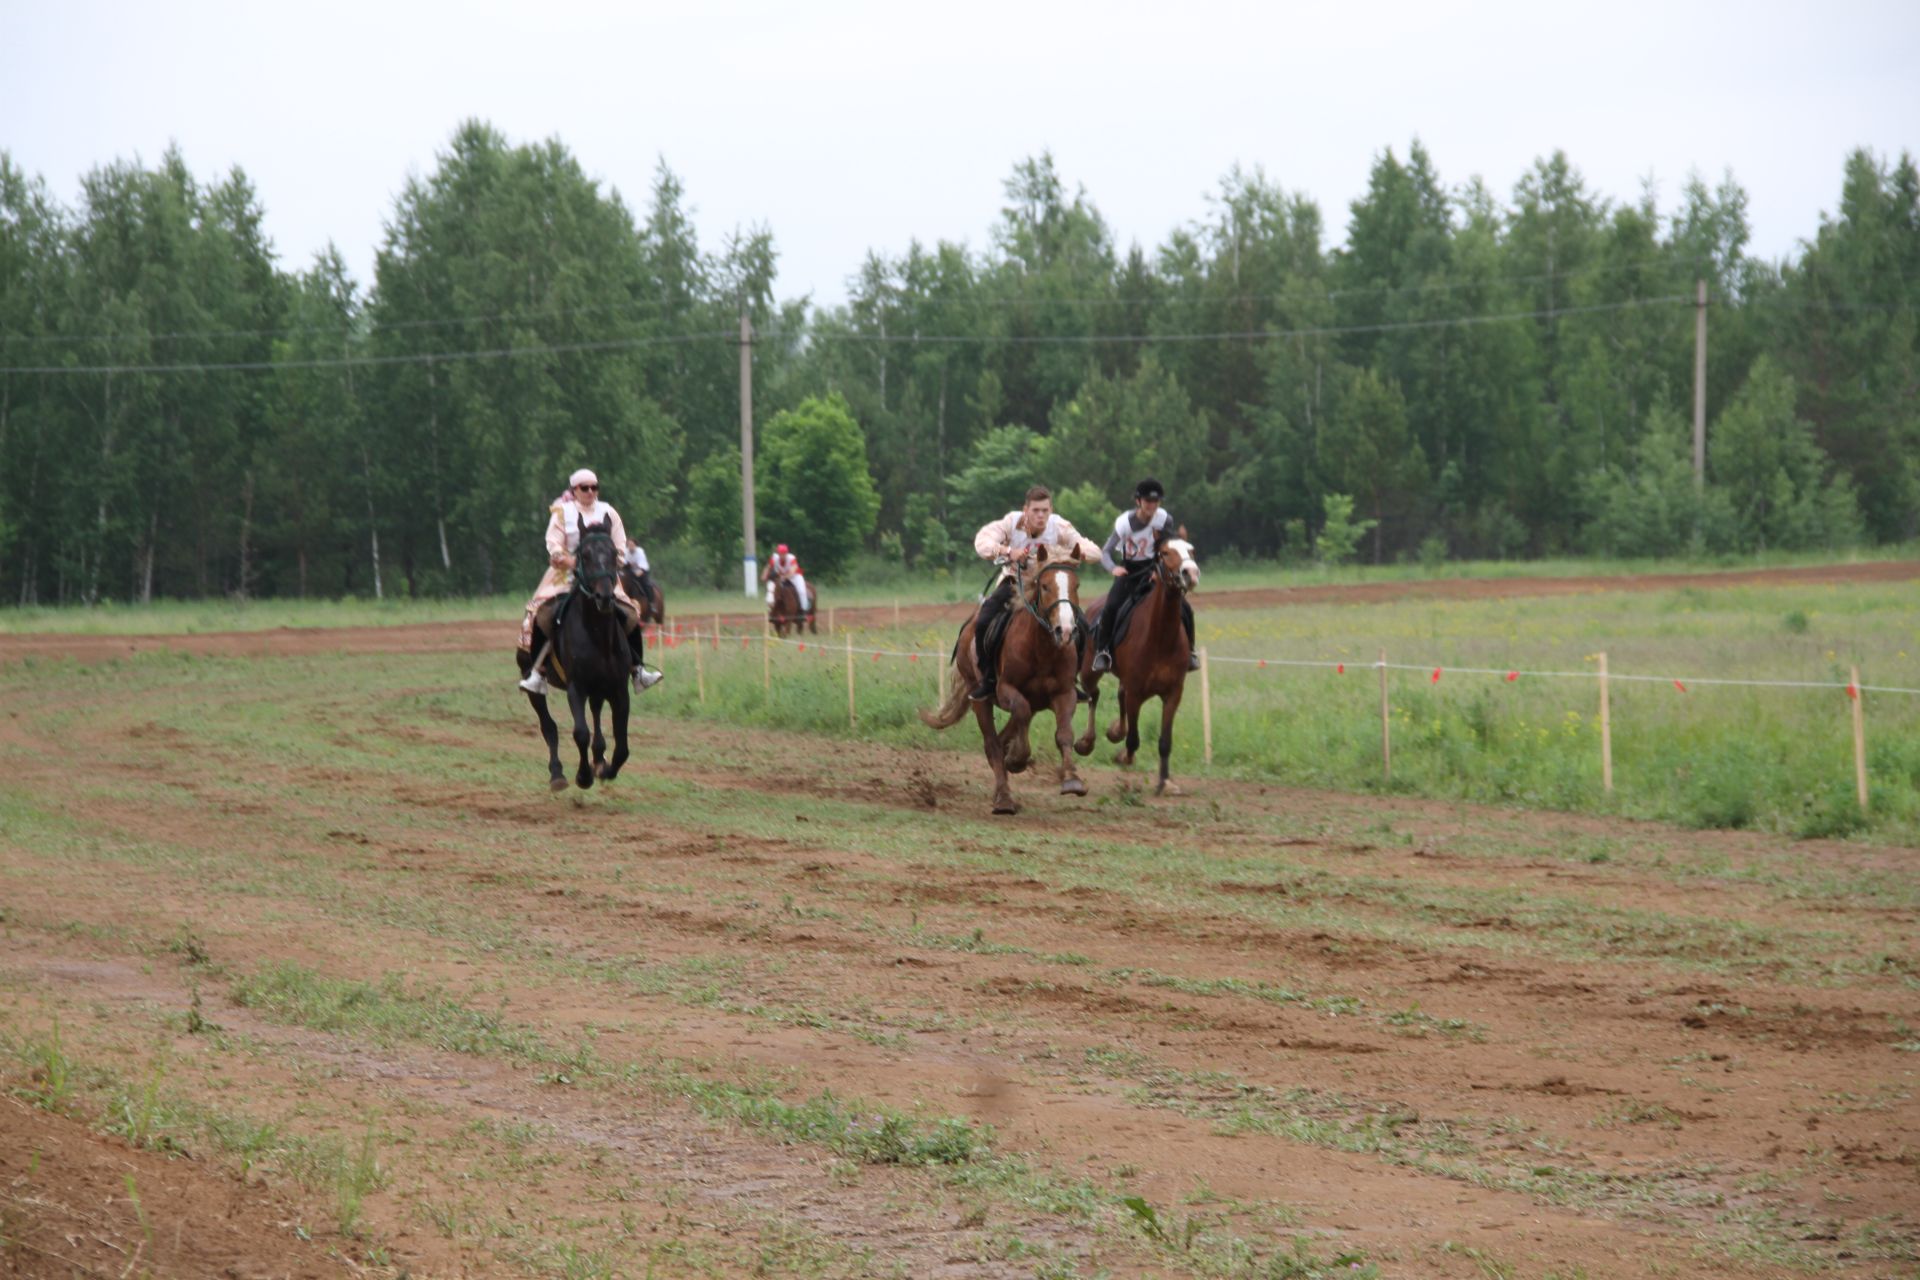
[568,468,598,489]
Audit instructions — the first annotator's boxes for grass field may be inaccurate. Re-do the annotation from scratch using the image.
[2,561,1916,1278]
[2,545,1911,635]
[625,578,1920,842]
[1,624,1916,1278]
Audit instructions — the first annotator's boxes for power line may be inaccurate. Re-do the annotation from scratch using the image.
[784,296,1694,347]
[0,253,1741,350]
[0,330,734,377]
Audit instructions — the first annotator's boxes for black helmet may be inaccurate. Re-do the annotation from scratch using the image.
[1134,477,1165,501]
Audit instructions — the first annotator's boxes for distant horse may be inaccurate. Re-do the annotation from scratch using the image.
[1076,536,1200,794]
[516,515,632,792]
[769,576,817,637]
[620,566,665,625]
[921,546,1089,815]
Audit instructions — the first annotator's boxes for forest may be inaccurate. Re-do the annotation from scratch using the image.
[1,121,1915,603]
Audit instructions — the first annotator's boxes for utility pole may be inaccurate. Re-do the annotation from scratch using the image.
[739,310,758,596]
[1692,279,1708,489]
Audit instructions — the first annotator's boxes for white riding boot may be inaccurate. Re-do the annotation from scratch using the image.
[518,669,550,695]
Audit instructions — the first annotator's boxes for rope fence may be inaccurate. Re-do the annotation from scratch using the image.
[634,615,1913,815]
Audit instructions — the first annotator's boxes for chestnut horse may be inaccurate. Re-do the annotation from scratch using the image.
[768,576,817,637]
[1075,537,1200,794]
[921,547,1089,814]
[619,567,665,625]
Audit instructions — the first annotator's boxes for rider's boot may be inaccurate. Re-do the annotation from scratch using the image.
[626,623,663,693]
[519,617,550,694]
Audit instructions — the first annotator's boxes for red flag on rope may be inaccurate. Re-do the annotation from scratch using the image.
[909,653,919,662]
[1505,671,1519,682]
[797,643,805,652]
[1847,682,1859,700]
[872,652,881,662]
[1431,667,1442,684]
[1257,659,1267,668]
[1336,663,1345,675]
[1673,679,1687,693]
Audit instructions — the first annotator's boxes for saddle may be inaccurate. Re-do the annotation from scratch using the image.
[1107,569,1157,650]
[532,591,640,688]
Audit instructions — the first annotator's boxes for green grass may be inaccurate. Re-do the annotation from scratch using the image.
[3,546,1909,635]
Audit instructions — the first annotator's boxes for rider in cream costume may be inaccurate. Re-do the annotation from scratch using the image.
[1091,477,1200,674]
[517,468,663,695]
[967,485,1101,702]
[761,544,809,613]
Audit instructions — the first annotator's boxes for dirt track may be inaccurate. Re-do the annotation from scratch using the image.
[2,559,1913,666]
[2,612,1917,1278]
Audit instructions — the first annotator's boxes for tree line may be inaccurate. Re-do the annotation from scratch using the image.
[2,121,1914,605]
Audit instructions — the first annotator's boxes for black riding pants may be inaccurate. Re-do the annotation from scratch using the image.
[973,579,1016,678]
[1095,561,1156,652]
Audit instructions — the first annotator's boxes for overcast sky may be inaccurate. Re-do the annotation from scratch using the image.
[5,0,1916,310]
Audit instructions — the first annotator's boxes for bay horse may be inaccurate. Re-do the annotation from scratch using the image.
[1075,536,1200,794]
[769,576,817,637]
[620,566,665,625]
[921,546,1089,815]
[515,515,632,792]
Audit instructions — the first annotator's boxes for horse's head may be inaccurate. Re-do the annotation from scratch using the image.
[1029,545,1081,647]
[1158,533,1201,594]
[572,516,622,612]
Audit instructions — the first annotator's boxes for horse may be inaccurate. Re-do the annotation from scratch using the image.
[921,546,1089,815]
[515,515,632,792]
[1075,536,1200,795]
[769,576,817,637]
[620,566,665,625]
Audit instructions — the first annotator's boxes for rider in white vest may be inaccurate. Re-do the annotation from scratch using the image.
[1091,477,1200,674]
[517,468,664,696]
[966,485,1101,702]
[623,538,658,611]
[761,544,810,613]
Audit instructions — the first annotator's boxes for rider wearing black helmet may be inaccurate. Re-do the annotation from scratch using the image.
[1090,477,1199,674]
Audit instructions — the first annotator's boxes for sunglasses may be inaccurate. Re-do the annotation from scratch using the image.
[575,483,598,492]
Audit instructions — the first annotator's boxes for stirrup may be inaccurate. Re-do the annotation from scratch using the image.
[634,666,664,691]
[1091,650,1113,674]
[968,677,996,702]
[518,670,550,695]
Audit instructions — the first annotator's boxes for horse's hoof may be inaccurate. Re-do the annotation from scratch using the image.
[1157,779,1182,797]
[575,773,595,791]
[1006,758,1030,775]
[1115,753,1134,768]
[549,777,569,793]
[1073,741,1093,757]
[1060,778,1087,797]
[992,799,1019,816]
[594,760,610,779]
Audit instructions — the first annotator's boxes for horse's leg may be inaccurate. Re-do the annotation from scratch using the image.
[604,686,630,781]
[1122,687,1144,767]
[1075,673,1101,756]
[998,686,1034,773]
[1053,690,1086,796]
[1155,685,1185,796]
[1106,686,1130,748]
[529,693,567,791]
[590,695,609,779]
[567,683,595,790]
[972,699,1017,815]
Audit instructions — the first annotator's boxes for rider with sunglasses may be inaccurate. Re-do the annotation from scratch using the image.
[517,468,664,695]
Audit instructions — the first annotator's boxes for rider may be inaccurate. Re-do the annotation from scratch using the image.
[1091,477,1200,674]
[967,485,1101,702]
[517,468,664,696]
[623,537,657,609]
[761,543,810,614]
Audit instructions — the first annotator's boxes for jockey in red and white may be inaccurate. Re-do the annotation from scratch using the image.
[760,543,810,613]
[517,467,663,695]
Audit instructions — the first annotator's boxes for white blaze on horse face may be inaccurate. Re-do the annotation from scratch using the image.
[1167,538,1200,590]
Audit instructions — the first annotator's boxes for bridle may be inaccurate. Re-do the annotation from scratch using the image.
[1153,537,1197,596]
[571,526,621,606]
[1014,556,1087,646]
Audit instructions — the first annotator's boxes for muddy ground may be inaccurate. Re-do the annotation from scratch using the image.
[1,563,1916,1278]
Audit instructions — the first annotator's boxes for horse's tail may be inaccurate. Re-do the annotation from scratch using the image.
[919,654,972,730]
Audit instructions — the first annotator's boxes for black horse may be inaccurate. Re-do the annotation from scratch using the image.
[517,515,632,792]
